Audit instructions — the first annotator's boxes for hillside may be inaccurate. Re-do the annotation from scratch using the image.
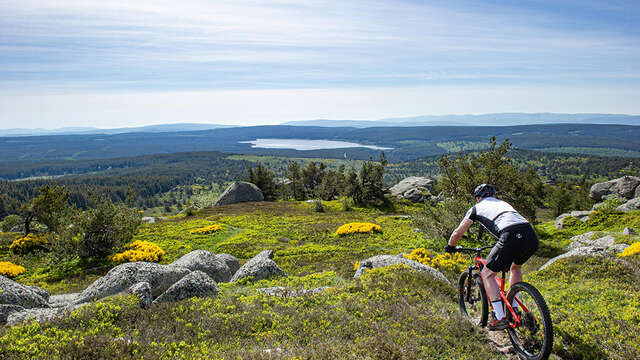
[1,124,639,162]
[0,201,639,358]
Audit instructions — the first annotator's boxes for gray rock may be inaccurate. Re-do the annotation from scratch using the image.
[554,213,570,229]
[49,293,79,308]
[74,262,191,304]
[230,251,286,282]
[5,306,81,326]
[214,181,264,206]
[152,271,219,304]
[257,286,329,297]
[617,198,640,212]
[589,179,617,201]
[141,216,156,224]
[635,185,640,199]
[565,231,595,251]
[608,244,630,254]
[539,246,613,271]
[170,250,234,283]
[23,285,50,302]
[128,282,152,309]
[622,227,637,235]
[353,254,449,284]
[0,276,50,309]
[216,253,241,275]
[612,176,640,199]
[0,304,25,324]
[389,177,434,203]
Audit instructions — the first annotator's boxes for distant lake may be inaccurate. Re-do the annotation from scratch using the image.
[239,138,393,151]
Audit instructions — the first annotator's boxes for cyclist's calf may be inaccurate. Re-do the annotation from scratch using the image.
[482,263,522,302]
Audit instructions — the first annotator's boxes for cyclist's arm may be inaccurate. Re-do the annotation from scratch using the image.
[448,218,473,247]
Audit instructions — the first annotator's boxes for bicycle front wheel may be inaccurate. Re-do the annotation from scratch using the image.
[506,282,553,360]
[458,271,488,327]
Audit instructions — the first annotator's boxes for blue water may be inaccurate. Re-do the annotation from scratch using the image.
[239,138,393,151]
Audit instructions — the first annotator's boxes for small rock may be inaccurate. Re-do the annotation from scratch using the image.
[0,304,25,324]
[554,213,570,229]
[622,227,637,235]
[152,271,219,304]
[141,217,156,224]
[608,244,630,254]
[128,282,152,309]
[231,251,286,282]
[353,254,449,284]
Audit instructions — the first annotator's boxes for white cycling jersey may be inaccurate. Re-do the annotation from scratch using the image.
[463,197,529,237]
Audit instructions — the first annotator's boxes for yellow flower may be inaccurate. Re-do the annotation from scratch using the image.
[0,261,26,278]
[9,234,48,252]
[619,242,640,257]
[403,248,467,272]
[189,224,223,234]
[111,240,165,263]
[336,222,382,236]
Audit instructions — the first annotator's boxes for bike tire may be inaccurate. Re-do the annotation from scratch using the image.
[458,271,488,327]
[506,282,553,360]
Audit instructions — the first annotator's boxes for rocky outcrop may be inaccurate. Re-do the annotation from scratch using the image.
[214,181,264,206]
[23,285,50,302]
[566,233,615,251]
[216,253,241,275]
[617,198,640,212]
[554,210,594,229]
[0,304,25,324]
[74,262,191,304]
[230,250,286,282]
[128,282,152,309]
[152,271,219,304]
[49,293,78,308]
[170,250,236,283]
[622,227,637,235]
[0,275,50,309]
[353,254,449,284]
[539,246,614,271]
[389,177,434,203]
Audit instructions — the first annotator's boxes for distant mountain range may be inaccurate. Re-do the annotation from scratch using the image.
[0,123,235,137]
[283,113,640,127]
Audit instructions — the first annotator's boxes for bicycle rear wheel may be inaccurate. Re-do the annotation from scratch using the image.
[506,282,553,360]
[458,271,488,327]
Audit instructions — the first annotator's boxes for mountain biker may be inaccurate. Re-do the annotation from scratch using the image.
[445,184,539,330]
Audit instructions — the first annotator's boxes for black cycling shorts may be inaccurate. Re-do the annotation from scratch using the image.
[485,223,539,273]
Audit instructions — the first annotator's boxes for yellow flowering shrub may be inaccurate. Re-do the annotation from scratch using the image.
[110,240,165,263]
[9,233,48,252]
[403,248,467,272]
[0,261,26,278]
[189,224,222,235]
[336,222,382,236]
[619,242,640,257]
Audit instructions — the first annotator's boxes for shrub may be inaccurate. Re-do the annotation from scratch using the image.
[111,240,165,263]
[9,233,48,252]
[619,242,640,257]
[336,222,382,236]
[190,224,222,234]
[313,200,324,213]
[0,214,22,232]
[0,261,26,278]
[403,248,467,272]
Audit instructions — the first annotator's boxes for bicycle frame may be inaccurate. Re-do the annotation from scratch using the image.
[471,255,530,329]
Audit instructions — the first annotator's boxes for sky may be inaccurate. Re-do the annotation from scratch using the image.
[0,0,639,129]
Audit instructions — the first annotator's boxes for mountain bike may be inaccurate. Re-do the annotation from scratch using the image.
[455,243,553,360]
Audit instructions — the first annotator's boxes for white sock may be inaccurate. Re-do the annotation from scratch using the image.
[512,298,519,309]
[492,301,505,320]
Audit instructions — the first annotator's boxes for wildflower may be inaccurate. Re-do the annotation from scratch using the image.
[0,261,26,278]
[190,224,223,234]
[336,223,382,236]
[619,242,640,257]
[111,240,165,263]
[9,234,48,252]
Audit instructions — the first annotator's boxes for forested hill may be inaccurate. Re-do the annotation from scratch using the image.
[1,124,639,162]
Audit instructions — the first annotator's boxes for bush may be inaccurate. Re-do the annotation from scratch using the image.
[336,222,382,236]
[403,248,467,272]
[0,261,26,278]
[189,224,222,234]
[78,200,141,261]
[619,242,640,257]
[110,240,164,263]
[9,233,48,253]
[0,215,22,232]
[313,200,324,213]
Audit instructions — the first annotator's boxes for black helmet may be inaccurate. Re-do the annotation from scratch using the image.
[473,184,496,199]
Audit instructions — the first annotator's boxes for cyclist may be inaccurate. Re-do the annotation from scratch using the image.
[445,184,539,330]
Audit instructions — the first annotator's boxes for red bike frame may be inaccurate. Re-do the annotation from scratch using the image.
[474,255,530,329]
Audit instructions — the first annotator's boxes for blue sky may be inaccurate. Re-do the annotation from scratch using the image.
[1,0,639,128]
